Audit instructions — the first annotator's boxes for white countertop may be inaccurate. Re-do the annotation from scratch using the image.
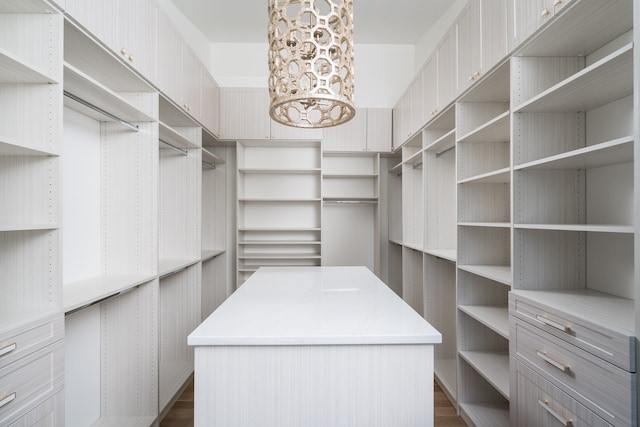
[188,266,441,346]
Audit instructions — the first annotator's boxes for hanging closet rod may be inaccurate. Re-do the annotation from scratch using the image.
[412,162,423,169]
[323,200,378,205]
[159,139,188,156]
[65,284,140,316]
[160,266,189,280]
[435,145,455,158]
[63,90,139,132]
[202,160,217,169]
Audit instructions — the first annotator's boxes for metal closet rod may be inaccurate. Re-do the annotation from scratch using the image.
[412,162,423,169]
[436,145,455,158]
[159,139,188,156]
[202,160,216,169]
[63,90,139,132]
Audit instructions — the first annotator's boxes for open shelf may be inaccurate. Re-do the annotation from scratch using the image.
[159,258,200,278]
[514,223,634,233]
[459,402,510,427]
[459,350,510,399]
[91,416,158,427]
[63,274,156,314]
[0,135,58,156]
[457,265,512,286]
[514,44,633,113]
[159,122,199,150]
[514,135,633,170]
[459,222,511,228]
[434,358,457,403]
[202,148,224,166]
[238,168,321,174]
[0,47,57,84]
[458,305,509,338]
[201,249,225,261]
[424,248,456,262]
[424,128,455,152]
[457,111,509,144]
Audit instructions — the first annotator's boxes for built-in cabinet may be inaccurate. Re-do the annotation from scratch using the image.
[0,2,64,425]
[390,0,637,426]
[1,0,230,424]
[236,140,322,286]
[322,108,392,153]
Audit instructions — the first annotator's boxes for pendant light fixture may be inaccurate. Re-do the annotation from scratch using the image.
[268,0,355,128]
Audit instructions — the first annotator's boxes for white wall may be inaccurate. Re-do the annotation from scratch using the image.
[210,42,414,108]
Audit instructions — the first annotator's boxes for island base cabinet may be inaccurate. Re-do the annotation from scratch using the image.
[194,344,434,427]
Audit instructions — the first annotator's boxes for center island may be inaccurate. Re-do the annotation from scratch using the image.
[188,266,442,427]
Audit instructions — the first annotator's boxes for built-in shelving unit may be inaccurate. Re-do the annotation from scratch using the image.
[62,17,159,426]
[421,104,458,404]
[455,59,511,425]
[0,4,65,424]
[322,152,380,273]
[236,140,322,285]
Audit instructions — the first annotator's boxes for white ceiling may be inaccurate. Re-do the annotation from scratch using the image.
[169,0,453,45]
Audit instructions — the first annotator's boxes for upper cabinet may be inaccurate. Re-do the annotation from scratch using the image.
[322,108,392,152]
[509,0,575,48]
[202,72,221,138]
[457,0,509,96]
[64,0,157,82]
[220,87,322,141]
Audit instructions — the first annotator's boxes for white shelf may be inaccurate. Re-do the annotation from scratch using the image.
[459,350,510,400]
[514,135,633,170]
[238,168,321,174]
[402,149,424,166]
[389,239,403,246]
[159,360,193,413]
[159,121,199,150]
[459,402,510,427]
[514,223,634,234]
[0,0,58,13]
[322,173,378,178]
[63,274,156,313]
[425,128,456,152]
[514,44,633,113]
[239,198,321,202]
[323,197,378,203]
[0,223,58,232]
[0,47,57,84]
[201,148,225,165]
[159,258,201,277]
[458,167,510,184]
[239,254,322,260]
[239,241,321,245]
[458,222,511,229]
[239,227,321,232]
[64,63,154,123]
[426,104,455,130]
[201,249,225,261]
[516,0,633,57]
[0,135,59,156]
[403,242,423,252]
[457,265,512,286]
[389,161,402,172]
[424,249,457,263]
[511,288,634,336]
[458,305,509,339]
[457,111,510,144]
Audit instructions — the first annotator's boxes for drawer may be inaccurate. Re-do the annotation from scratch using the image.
[511,319,635,426]
[511,357,613,427]
[0,340,64,426]
[8,391,63,427]
[509,291,634,371]
[0,312,64,369]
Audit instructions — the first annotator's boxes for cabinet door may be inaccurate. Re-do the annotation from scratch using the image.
[407,75,423,137]
[270,118,322,140]
[436,25,456,112]
[456,0,481,95]
[156,11,182,104]
[392,96,406,150]
[366,108,392,153]
[422,54,438,121]
[512,0,549,47]
[481,0,509,75]
[64,0,117,49]
[322,108,367,151]
[116,0,157,82]
[182,47,203,121]
[220,87,271,140]
[202,72,220,137]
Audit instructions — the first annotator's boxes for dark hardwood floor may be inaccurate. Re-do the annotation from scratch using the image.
[160,380,466,426]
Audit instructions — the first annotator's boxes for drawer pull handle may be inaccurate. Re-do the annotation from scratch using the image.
[537,350,570,372]
[536,315,570,332]
[0,343,16,357]
[0,392,16,409]
[538,399,573,426]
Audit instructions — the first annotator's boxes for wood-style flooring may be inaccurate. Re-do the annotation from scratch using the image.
[160,380,467,426]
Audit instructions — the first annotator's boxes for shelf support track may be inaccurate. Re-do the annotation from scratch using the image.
[435,145,455,158]
[159,139,189,156]
[63,91,140,132]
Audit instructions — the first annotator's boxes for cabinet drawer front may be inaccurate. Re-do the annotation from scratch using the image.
[512,320,635,426]
[0,313,63,369]
[511,358,613,427]
[510,293,633,371]
[0,341,63,425]
[8,391,63,427]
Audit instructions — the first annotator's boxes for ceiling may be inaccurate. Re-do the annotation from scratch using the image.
[169,0,453,45]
